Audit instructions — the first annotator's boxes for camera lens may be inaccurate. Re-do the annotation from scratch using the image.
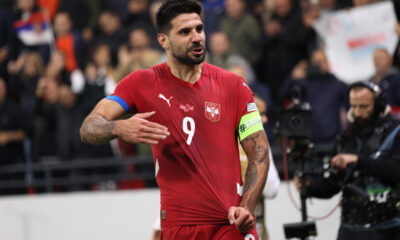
[289,115,304,130]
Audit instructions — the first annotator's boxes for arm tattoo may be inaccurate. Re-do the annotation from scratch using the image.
[240,131,270,212]
[80,114,116,145]
[244,160,258,190]
[242,131,269,164]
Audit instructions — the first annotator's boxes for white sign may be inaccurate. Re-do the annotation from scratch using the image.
[313,1,399,83]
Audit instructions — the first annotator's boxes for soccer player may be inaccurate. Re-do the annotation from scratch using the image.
[80,1,270,239]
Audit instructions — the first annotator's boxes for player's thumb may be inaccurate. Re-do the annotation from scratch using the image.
[134,111,155,119]
[227,207,237,225]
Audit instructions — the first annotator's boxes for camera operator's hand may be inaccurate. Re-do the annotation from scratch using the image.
[291,60,307,80]
[293,176,310,192]
[330,154,358,170]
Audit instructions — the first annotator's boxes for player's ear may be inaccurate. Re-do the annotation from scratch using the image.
[158,33,169,50]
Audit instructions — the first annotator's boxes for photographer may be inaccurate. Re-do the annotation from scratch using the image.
[296,81,400,240]
[280,49,347,146]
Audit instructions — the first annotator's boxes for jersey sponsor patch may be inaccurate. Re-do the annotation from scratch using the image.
[238,111,263,141]
[205,102,221,122]
[180,104,194,112]
[247,103,257,112]
[161,210,166,220]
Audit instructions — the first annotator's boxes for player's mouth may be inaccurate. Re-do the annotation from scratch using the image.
[191,47,204,55]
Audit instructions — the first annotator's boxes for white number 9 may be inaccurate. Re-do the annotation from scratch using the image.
[182,117,195,145]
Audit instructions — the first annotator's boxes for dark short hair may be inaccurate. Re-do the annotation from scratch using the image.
[156,0,202,34]
[348,80,387,114]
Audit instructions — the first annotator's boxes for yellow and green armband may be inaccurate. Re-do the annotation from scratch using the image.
[238,111,264,141]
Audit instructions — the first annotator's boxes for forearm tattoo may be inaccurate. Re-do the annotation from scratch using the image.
[80,115,116,145]
[241,131,270,210]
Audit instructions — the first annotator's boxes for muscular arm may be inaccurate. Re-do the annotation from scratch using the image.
[228,130,270,234]
[80,99,170,145]
[80,99,125,144]
[240,130,270,214]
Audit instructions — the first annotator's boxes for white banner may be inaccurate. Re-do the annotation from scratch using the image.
[313,1,399,84]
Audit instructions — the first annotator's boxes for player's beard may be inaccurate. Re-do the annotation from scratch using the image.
[171,42,205,65]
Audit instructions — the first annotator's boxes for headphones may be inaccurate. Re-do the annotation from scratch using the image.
[347,80,387,115]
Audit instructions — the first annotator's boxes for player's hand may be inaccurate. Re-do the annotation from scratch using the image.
[114,111,170,145]
[228,206,255,235]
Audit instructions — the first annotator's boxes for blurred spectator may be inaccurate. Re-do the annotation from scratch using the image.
[208,31,245,69]
[46,50,70,85]
[0,1,13,78]
[369,48,400,107]
[114,28,162,82]
[57,0,100,37]
[280,49,347,145]
[92,44,116,83]
[81,62,115,108]
[37,0,59,20]
[124,0,152,29]
[75,62,115,158]
[56,83,81,159]
[0,77,27,195]
[123,0,158,49]
[149,0,165,50]
[7,51,43,119]
[149,0,164,28]
[218,0,263,65]
[258,0,311,103]
[45,50,85,95]
[95,10,128,67]
[10,0,52,62]
[33,76,59,160]
[54,12,83,72]
[0,78,26,165]
[202,0,225,46]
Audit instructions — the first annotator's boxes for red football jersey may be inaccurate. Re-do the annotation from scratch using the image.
[109,62,255,226]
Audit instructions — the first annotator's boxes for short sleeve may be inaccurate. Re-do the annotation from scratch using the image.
[106,73,137,113]
[236,78,256,122]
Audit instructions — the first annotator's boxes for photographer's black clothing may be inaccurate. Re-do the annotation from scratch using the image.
[371,69,400,106]
[338,227,400,240]
[280,73,347,143]
[306,114,400,240]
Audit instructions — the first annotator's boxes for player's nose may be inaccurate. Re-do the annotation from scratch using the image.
[192,31,203,42]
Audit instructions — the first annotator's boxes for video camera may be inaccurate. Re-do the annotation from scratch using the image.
[279,86,313,139]
[278,86,317,239]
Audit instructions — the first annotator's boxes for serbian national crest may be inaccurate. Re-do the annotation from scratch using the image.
[205,102,221,122]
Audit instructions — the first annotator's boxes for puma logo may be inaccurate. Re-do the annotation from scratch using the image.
[158,94,173,107]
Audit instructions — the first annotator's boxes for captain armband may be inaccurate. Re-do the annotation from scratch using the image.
[238,111,264,141]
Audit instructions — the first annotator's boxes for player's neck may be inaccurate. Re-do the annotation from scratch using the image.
[167,59,203,84]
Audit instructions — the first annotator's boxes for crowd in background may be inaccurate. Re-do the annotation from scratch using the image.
[1,0,400,192]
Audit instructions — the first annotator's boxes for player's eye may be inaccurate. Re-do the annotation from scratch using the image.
[179,28,190,35]
[196,25,204,33]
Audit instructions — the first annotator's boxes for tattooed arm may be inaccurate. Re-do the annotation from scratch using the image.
[228,130,270,234]
[240,130,270,212]
[80,99,170,145]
